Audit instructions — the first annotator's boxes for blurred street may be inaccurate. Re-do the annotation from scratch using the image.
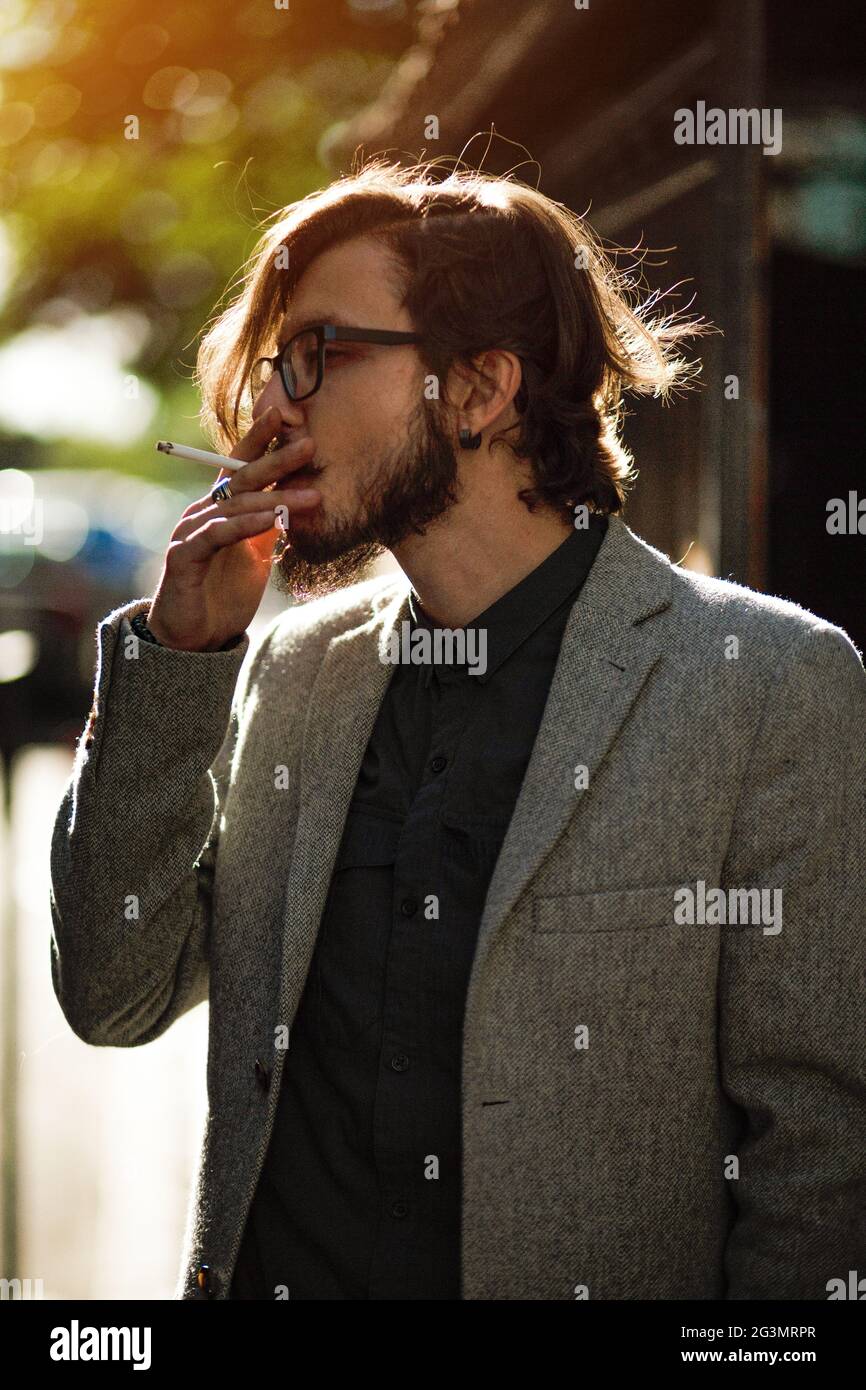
[2,743,208,1299]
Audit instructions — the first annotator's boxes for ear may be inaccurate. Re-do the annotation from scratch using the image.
[445,350,523,434]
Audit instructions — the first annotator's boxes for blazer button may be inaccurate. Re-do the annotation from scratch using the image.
[254,1058,271,1092]
[196,1263,215,1298]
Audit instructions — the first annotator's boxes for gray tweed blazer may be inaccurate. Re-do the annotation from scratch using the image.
[49,514,866,1300]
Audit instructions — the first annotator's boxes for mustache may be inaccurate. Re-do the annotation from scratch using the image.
[265,433,321,470]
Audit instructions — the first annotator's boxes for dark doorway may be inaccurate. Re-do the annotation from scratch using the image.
[768,248,865,654]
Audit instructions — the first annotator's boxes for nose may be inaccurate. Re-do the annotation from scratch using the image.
[253,372,307,430]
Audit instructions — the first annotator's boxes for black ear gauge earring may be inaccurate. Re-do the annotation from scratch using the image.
[458,426,482,450]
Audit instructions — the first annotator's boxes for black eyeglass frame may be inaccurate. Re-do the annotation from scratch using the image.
[251,324,425,402]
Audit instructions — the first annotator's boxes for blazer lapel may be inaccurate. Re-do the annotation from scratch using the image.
[279,578,413,1014]
[466,516,674,1016]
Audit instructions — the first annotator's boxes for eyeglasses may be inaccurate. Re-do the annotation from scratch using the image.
[250,324,425,403]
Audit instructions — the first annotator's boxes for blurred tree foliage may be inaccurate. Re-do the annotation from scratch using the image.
[0,0,412,476]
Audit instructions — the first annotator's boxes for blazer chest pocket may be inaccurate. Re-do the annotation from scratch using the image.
[532,883,690,934]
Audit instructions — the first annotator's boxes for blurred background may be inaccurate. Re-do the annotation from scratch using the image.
[0,0,863,1298]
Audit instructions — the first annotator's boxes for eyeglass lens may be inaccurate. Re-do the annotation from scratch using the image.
[252,329,319,401]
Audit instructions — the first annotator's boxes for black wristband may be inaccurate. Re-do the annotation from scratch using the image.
[130,610,164,645]
[129,609,244,652]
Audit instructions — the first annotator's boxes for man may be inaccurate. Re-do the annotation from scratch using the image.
[50,159,865,1300]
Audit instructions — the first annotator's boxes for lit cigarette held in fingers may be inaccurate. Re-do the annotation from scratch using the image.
[155,440,242,471]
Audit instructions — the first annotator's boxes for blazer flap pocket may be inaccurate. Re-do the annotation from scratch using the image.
[533,883,688,934]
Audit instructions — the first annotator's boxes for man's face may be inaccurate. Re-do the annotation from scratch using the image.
[251,235,463,601]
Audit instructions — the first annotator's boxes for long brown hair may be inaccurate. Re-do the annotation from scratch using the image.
[196,155,707,518]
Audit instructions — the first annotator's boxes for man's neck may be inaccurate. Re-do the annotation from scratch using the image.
[393,508,575,629]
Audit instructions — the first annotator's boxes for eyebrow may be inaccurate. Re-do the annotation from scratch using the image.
[276,311,360,341]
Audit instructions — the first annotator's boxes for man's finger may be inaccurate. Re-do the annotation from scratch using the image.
[229,405,283,464]
[179,509,283,565]
[227,434,316,495]
[172,487,321,541]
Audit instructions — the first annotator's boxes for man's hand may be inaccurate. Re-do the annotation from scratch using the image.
[148,407,321,651]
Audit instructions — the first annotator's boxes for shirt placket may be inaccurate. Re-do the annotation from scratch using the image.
[366,662,472,1297]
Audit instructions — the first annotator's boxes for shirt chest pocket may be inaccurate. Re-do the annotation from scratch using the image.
[310,808,401,1050]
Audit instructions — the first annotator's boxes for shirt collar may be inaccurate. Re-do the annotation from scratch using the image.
[407,514,608,686]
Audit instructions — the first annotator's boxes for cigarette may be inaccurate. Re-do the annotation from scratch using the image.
[155,440,241,471]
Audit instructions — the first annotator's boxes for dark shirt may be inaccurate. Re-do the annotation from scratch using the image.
[230,514,608,1299]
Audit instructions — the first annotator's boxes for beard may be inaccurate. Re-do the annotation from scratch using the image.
[270,398,462,602]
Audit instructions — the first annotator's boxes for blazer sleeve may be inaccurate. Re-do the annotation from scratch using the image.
[49,599,259,1047]
[718,620,866,1299]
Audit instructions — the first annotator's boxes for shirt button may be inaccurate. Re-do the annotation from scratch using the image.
[400,897,418,917]
[390,1053,409,1072]
[430,754,447,773]
[390,1200,409,1219]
